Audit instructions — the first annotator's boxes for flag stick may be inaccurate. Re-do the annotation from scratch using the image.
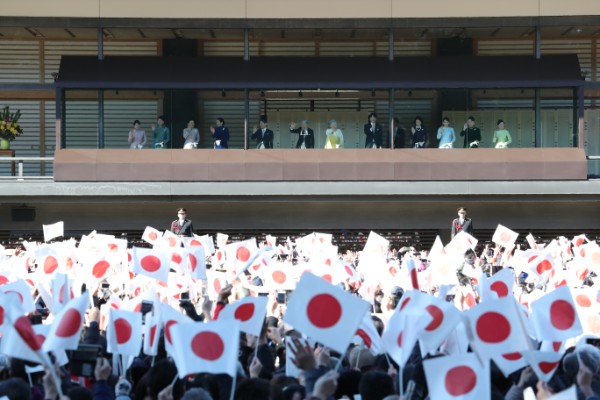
[170,373,178,387]
[399,365,404,398]
[229,372,237,400]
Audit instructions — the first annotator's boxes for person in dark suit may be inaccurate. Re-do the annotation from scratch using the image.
[451,207,473,238]
[460,116,482,148]
[210,117,229,149]
[170,208,194,237]
[251,117,274,149]
[363,112,383,148]
[289,120,314,149]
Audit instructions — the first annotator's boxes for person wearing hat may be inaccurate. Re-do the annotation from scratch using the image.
[451,207,473,238]
[251,116,274,149]
[170,208,194,237]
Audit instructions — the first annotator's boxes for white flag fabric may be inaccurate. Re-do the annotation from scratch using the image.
[546,386,576,400]
[186,246,207,280]
[521,350,562,383]
[423,353,489,400]
[43,292,90,352]
[1,279,35,314]
[191,234,215,255]
[479,268,515,302]
[530,285,583,341]
[218,296,268,337]
[492,224,519,248]
[464,297,531,362]
[131,247,170,283]
[43,221,64,243]
[170,320,240,378]
[161,230,182,249]
[363,231,389,254]
[141,226,162,246]
[283,272,370,354]
[143,311,162,356]
[224,238,258,275]
[0,302,44,364]
[353,312,384,356]
[160,303,193,356]
[51,273,73,314]
[107,309,143,356]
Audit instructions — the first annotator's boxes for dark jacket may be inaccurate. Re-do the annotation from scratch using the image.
[170,219,194,237]
[251,128,274,149]
[364,122,383,148]
[290,127,315,149]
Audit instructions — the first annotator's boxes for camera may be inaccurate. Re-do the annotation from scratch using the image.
[277,291,286,304]
[69,344,102,377]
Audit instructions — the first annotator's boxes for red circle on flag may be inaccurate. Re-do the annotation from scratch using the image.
[397,331,403,347]
[272,271,287,285]
[216,252,223,261]
[576,238,585,247]
[536,260,553,275]
[127,253,132,263]
[325,259,332,266]
[400,297,411,311]
[234,303,255,322]
[425,305,444,331]
[490,281,509,298]
[500,232,512,243]
[167,237,177,247]
[553,342,562,352]
[322,274,332,283]
[389,267,397,277]
[140,255,162,272]
[172,253,182,264]
[191,331,224,361]
[502,352,522,360]
[65,258,74,270]
[307,294,342,328]
[0,306,4,325]
[108,243,118,253]
[476,312,510,343]
[344,266,354,277]
[213,278,222,293]
[190,240,202,246]
[148,231,158,241]
[236,247,251,262]
[580,248,586,258]
[355,329,372,349]
[44,256,59,274]
[15,316,42,351]
[149,325,157,346]
[114,318,132,344]
[550,300,576,330]
[189,254,197,271]
[0,275,8,285]
[576,294,592,308]
[539,361,559,374]
[92,260,110,278]
[165,320,177,345]
[528,255,538,263]
[36,334,46,344]
[445,366,477,396]
[56,308,82,338]
[133,303,142,313]
[4,290,23,304]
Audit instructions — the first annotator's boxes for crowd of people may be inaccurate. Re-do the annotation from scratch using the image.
[0,210,598,400]
[126,113,513,150]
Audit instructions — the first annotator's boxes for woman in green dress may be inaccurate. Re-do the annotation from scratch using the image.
[493,119,512,148]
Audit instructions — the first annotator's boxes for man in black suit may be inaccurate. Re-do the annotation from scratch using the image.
[451,207,473,238]
[170,208,194,237]
[290,120,315,149]
[364,112,383,148]
[251,117,274,149]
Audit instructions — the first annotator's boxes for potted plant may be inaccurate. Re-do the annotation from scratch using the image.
[0,106,24,150]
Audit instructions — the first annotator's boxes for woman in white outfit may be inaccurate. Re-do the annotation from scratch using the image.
[183,119,200,149]
[324,119,344,149]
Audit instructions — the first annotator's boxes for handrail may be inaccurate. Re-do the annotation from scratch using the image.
[0,156,54,180]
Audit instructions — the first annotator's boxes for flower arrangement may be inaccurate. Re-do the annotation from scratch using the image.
[0,106,24,142]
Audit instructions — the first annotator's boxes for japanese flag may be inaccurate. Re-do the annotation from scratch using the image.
[526,251,555,278]
[206,269,228,301]
[448,231,478,255]
[423,353,489,400]
[218,296,268,337]
[143,311,162,356]
[1,279,35,314]
[479,268,515,302]
[142,226,162,246]
[160,303,193,356]
[585,243,600,271]
[402,257,420,290]
[265,235,277,248]
[51,273,74,314]
[429,236,446,261]
[492,350,528,378]
[353,312,384,356]
[131,247,170,283]
[283,272,370,354]
[224,238,258,274]
[43,221,64,243]
[171,319,240,378]
[107,309,143,356]
[415,292,463,355]
[363,231,389,255]
[522,350,562,383]
[572,234,588,250]
[492,224,519,249]
[264,263,296,291]
[43,292,90,352]
[192,234,216,255]
[216,233,229,248]
[186,246,207,280]
[383,304,432,367]
[530,285,583,341]
[161,230,182,249]
[169,248,187,274]
[464,297,532,362]
[0,302,44,364]
[34,246,61,277]
[526,233,538,250]
[86,257,112,281]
